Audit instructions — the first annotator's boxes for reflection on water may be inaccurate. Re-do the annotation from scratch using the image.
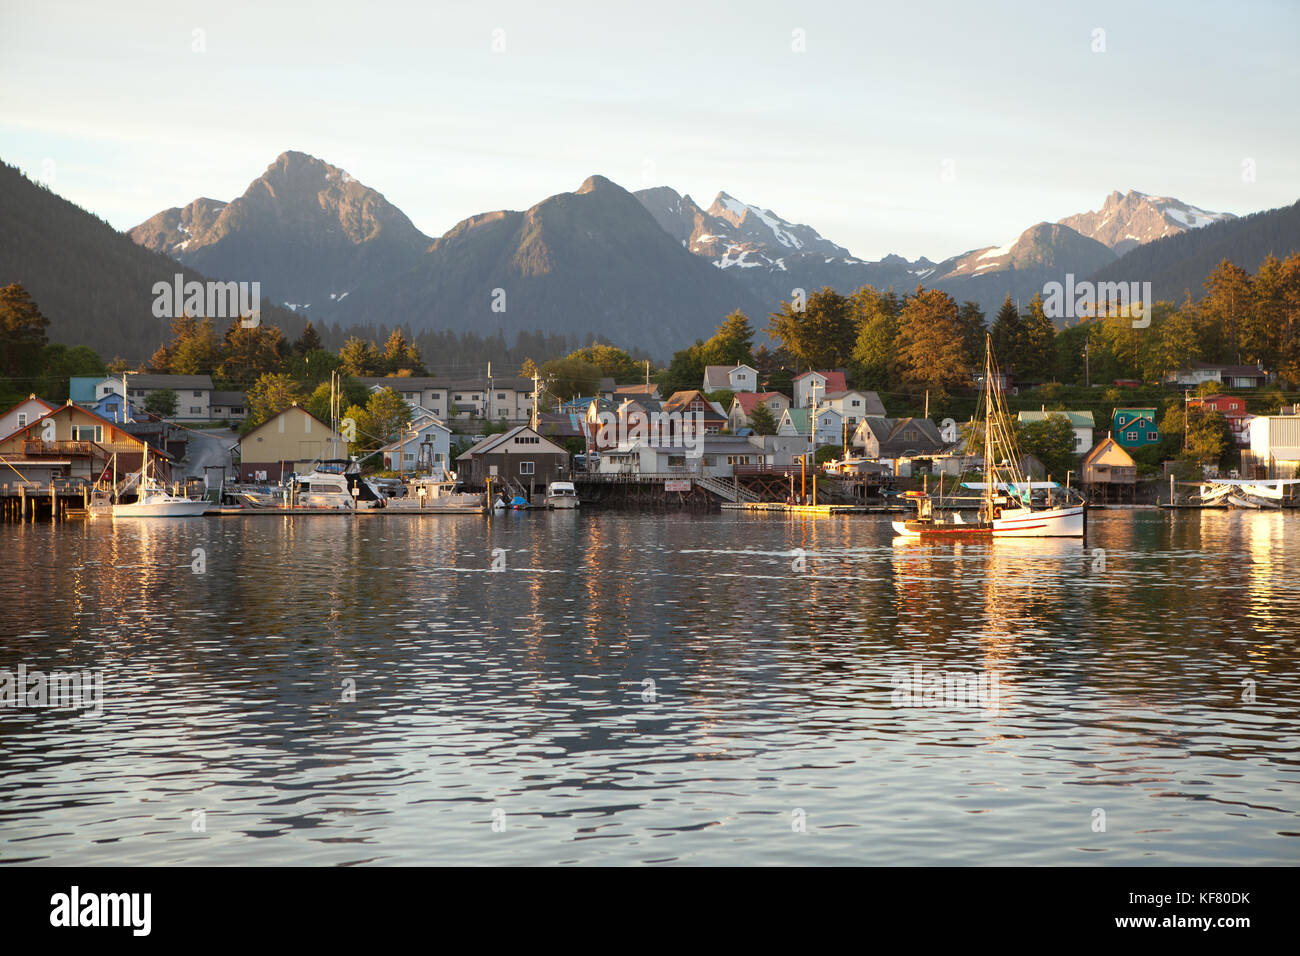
[0,510,1297,865]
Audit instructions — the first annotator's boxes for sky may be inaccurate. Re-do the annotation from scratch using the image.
[2,0,1298,261]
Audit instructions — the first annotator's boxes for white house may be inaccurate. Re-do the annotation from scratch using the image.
[702,363,759,394]
[378,413,453,475]
[1245,415,1300,478]
[1017,409,1096,454]
[1164,362,1270,389]
[822,390,886,429]
[98,374,214,421]
[597,434,803,479]
[358,374,535,423]
[728,392,791,432]
[792,370,848,408]
[0,394,55,441]
[777,406,844,446]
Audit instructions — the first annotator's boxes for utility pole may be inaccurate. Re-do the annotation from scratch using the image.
[644,360,650,389]
[487,361,493,422]
[924,389,929,420]
[1084,340,1090,388]
[807,378,823,504]
[531,371,540,430]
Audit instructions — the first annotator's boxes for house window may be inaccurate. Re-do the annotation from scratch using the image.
[1150,431,1159,441]
[1126,431,1138,441]
[497,393,506,400]
[519,461,535,475]
[668,455,685,467]
[16,413,26,427]
[231,407,243,415]
[190,407,202,414]
[73,425,103,442]
[193,390,202,397]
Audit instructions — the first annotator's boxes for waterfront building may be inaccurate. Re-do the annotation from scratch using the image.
[1082,436,1137,502]
[456,425,570,491]
[237,405,345,482]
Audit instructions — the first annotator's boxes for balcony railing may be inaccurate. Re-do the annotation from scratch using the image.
[21,440,103,458]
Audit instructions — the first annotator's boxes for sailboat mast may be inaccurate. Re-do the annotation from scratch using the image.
[984,335,994,519]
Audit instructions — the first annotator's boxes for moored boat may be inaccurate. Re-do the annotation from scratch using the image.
[112,474,210,517]
[892,336,1086,538]
[545,481,580,509]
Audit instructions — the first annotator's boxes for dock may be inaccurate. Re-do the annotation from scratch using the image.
[722,501,901,515]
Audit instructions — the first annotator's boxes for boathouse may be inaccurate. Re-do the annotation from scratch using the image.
[456,425,570,492]
[1082,436,1137,502]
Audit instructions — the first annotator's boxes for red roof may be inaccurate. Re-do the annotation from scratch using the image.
[734,392,784,415]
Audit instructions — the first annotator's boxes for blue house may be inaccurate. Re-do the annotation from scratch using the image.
[1112,407,1159,448]
[89,391,136,423]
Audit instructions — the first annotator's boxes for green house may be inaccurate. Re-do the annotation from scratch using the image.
[1112,407,1159,448]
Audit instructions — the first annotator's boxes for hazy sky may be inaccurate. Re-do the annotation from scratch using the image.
[2,0,1297,260]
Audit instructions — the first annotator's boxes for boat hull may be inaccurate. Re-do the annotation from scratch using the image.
[546,497,580,509]
[112,501,210,517]
[893,505,1085,538]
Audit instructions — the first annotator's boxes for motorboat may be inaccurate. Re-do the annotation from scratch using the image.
[545,481,580,509]
[378,474,486,513]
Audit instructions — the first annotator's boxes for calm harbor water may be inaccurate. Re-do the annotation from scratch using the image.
[0,509,1297,865]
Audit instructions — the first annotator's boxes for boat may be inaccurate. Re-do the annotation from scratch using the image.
[288,459,385,509]
[545,481,580,509]
[111,466,210,518]
[377,473,486,513]
[892,336,1086,538]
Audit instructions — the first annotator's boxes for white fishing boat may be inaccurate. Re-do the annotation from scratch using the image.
[112,471,209,517]
[545,481,580,509]
[892,336,1086,538]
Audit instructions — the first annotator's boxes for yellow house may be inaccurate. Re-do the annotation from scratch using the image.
[0,400,167,486]
[1081,436,1137,502]
[238,405,344,481]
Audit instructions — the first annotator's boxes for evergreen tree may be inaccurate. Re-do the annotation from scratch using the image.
[294,321,323,356]
[955,300,987,368]
[989,295,1024,368]
[699,311,756,367]
[1019,293,1057,380]
[244,373,307,432]
[893,287,970,394]
[339,336,381,377]
[766,287,855,370]
[747,401,778,435]
[849,286,899,390]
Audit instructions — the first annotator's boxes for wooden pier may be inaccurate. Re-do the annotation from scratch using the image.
[1,479,91,521]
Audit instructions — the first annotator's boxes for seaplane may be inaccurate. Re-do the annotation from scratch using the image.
[1189,477,1299,509]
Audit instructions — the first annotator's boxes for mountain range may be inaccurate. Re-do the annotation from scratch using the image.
[3,149,1295,363]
